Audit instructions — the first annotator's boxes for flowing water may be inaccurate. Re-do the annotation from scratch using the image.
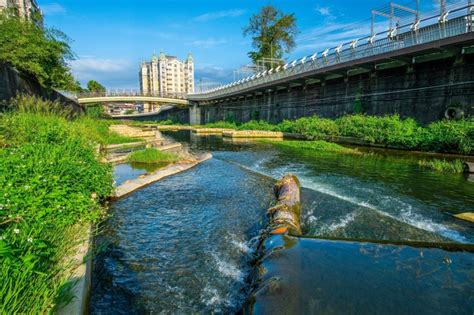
[90,132,474,314]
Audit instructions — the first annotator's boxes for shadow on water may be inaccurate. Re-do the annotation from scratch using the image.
[247,235,474,314]
[91,130,474,314]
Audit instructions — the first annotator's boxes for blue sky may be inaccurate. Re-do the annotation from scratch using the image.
[36,0,452,90]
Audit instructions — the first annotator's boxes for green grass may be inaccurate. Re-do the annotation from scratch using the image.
[0,96,114,313]
[202,121,238,129]
[128,148,179,164]
[262,140,358,154]
[418,159,465,173]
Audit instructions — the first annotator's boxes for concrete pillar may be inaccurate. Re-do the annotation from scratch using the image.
[189,104,202,125]
[143,102,151,113]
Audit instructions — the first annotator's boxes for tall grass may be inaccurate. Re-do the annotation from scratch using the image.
[418,159,465,173]
[128,148,179,164]
[0,96,113,313]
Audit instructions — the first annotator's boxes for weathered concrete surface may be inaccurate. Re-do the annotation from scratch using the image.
[464,162,474,173]
[223,130,284,139]
[193,128,235,135]
[109,124,155,138]
[105,143,183,164]
[0,63,83,113]
[56,225,92,315]
[113,153,212,199]
[453,212,474,223]
[194,57,474,125]
[156,125,196,131]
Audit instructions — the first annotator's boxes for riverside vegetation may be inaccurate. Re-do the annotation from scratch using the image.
[0,96,142,313]
[199,115,473,155]
[148,114,473,155]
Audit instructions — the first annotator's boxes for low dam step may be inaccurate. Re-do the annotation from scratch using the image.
[91,131,474,314]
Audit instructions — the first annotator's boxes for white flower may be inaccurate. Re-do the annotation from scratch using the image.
[0,236,4,241]
[13,228,20,234]
[27,237,33,243]
[0,204,3,210]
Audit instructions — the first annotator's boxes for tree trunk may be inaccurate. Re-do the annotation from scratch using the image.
[267,174,302,236]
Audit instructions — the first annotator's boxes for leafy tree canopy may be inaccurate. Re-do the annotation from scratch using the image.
[0,13,80,91]
[243,5,298,67]
[87,80,106,93]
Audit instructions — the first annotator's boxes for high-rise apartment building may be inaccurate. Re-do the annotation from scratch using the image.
[139,51,194,97]
[0,0,42,20]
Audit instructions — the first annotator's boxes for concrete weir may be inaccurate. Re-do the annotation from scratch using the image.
[245,175,474,314]
[113,152,212,199]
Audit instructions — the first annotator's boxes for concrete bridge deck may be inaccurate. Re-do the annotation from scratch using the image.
[188,4,474,102]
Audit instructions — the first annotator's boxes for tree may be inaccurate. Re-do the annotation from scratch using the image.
[243,5,298,68]
[0,13,80,91]
[87,80,106,94]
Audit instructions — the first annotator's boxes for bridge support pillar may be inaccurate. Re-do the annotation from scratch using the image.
[189,104,202,125]
[144,102,151,113]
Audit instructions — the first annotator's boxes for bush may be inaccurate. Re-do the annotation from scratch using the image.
[238,120,279,131]
[0,111,113,313]
[421,120,473,154]
[285,116,339,140]
[336,114,423,148]
[128,148,179,164]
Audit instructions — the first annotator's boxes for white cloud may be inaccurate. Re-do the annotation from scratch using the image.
[316,7,331,17]
[193,9,245,22]
[191,38,228,48]
[41,3,66,15]
[294,19,388,54]
[195,65,233,85]
[70,57,137,89]
[71,58,132,73]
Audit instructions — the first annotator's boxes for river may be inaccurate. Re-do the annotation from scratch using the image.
[90,131,474,314]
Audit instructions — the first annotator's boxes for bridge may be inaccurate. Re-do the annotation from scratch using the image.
[188,1,474,101]
[77,91,189,106]
[76,1,474,124]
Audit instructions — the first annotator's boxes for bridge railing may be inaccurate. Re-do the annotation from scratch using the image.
[189,2,474,100]
[77,90,188,100]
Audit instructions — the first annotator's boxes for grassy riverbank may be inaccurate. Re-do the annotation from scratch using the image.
[147,114,472,155]
[0,97,115,313]
[201,115,472,155]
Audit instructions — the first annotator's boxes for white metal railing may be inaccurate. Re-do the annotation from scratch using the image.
[189,2,474,100]
[77,90,188,100]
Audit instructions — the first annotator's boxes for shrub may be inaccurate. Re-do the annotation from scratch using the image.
[421,120,473,154]
[287,116,340,140]
[238,120,279,131]
[336,114,423,148]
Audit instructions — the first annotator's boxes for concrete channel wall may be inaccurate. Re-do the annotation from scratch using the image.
[192,56,474,125]
[0,63,83,113]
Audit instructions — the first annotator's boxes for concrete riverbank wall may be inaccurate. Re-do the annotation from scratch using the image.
[192,55,474,125]
[0,63,83,113]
